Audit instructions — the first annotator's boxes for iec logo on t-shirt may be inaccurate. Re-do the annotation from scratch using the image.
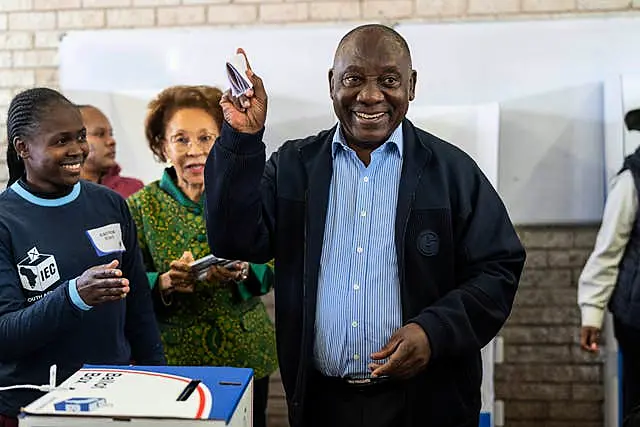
[17,247,60,292]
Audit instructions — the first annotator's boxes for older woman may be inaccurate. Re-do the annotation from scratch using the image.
[126,85,277,427]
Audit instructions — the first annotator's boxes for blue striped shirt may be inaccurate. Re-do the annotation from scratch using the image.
[313,125,404,378]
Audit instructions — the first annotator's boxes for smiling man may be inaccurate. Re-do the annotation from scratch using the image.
[78,105,143,198]
[205,24,526,427]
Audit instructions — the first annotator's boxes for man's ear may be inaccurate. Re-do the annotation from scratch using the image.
[409,69,417,102]
[328,68,335,100]
[13,136,28,159]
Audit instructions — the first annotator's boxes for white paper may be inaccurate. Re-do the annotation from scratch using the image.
[225,53,253,98]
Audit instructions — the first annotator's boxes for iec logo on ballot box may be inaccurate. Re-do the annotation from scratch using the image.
[19,365,254,427]
[53,397,107,413]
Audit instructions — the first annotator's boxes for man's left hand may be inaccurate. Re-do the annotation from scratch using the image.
[368,323,431,379]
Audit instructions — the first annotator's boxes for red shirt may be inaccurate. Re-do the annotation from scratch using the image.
[101,164,144,199]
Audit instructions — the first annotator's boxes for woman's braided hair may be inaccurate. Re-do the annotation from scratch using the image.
[5,88,75,187]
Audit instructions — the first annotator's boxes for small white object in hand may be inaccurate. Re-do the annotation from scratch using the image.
[226,53,253,98]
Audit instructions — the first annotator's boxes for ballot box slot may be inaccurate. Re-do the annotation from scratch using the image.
[218,381,241,386]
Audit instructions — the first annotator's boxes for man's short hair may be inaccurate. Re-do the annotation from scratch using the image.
[336,24,412,64]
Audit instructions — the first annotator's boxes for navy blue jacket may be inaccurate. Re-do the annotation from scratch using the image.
[0,181,165,416]
[205,119,525,427]
[609,149,640,328]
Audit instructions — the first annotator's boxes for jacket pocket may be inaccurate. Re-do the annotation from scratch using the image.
[404,208,455,304]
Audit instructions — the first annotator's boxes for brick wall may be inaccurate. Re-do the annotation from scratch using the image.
[496,225,603,427]
[0,0,631,426]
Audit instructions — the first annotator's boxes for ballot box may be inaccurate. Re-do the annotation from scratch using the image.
[19,365,253,427]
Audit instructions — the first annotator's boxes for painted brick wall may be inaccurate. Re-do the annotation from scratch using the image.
[0,1,631,426]
[497,225,603,427]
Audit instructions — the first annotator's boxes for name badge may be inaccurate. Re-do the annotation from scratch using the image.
[86,223,125,256]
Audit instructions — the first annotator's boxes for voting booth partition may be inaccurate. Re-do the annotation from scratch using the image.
[19,365,253,426]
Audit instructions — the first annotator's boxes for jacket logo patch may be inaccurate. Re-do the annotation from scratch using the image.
[417,230,439,257]
[17,247,60,292]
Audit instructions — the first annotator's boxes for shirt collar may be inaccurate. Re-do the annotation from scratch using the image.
[159,167,204,211]
[331,123,404,159]
[10,180,81,207]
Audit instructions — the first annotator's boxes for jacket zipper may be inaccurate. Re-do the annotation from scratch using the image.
[400,193,415,321]
[292,189,310,417]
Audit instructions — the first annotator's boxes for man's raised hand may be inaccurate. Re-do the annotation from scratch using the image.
[220,48,268,135]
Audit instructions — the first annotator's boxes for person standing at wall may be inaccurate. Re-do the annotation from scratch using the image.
[579,108,640,424]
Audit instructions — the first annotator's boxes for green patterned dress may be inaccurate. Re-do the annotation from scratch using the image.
[127,168,278,379]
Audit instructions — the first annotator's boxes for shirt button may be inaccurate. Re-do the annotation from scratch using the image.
[353,354,360,360]
[353,283,360,290]
[351,321,358,328]
[363,177,369,183]
[356,247,363,254]
[360,210,366,217]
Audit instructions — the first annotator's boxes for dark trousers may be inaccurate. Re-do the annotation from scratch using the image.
[304,371,407,427]
[615,319,640,423]
[303,370,480,427]
[0,415,17,427]
[254,375,270,427]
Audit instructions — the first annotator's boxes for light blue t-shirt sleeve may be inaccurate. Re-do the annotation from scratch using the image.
[68,278,92,311]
